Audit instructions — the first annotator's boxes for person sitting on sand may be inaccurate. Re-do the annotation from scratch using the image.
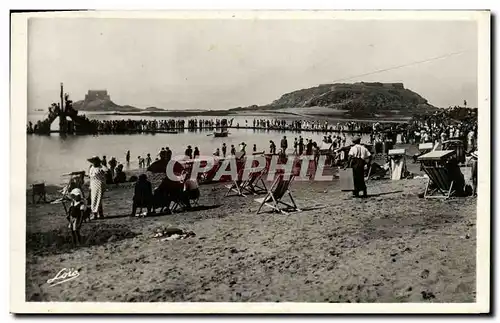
[184,174,200,204]
[154,172,191,213]
[347,136,372,198]
[113,164,127,184]
[131,174,153,217]
[214,148,220,157]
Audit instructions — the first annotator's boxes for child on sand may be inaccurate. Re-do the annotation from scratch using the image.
[67,188,87,245]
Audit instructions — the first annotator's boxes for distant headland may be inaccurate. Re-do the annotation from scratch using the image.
[73,83,439,118]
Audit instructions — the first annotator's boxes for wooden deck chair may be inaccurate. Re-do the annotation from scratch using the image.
[254,173,300,215]
[225,168,268,197]
[171,174,200,212]
[224,169,249,197]
[365,162,389,181]
[171,190,199,212]
[242,169,268,195]
[52,171,87,214]
[418,150,457,199]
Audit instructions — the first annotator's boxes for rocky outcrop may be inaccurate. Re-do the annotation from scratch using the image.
[72,98,141,112]
[232,82,438,117]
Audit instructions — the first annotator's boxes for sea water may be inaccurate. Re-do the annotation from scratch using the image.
[27,113,372,185]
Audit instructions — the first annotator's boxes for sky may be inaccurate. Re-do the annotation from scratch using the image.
[28,17,478,111]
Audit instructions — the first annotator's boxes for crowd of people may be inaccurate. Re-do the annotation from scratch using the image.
[87,118,233,134]
[29,113,394,135]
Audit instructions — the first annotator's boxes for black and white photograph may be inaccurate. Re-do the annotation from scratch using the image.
[10,10,490,313]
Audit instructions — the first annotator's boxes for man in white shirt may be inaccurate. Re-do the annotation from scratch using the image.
[348,136,372,198]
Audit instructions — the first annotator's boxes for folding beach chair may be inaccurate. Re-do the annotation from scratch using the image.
[243,169,268,195]
[171,176,200,212]
[418,150,458,199]
[224,168,267,197]
[170,190,199,212]
[51,171,87,215]
[254,173,300,215]
[365,162,389,181]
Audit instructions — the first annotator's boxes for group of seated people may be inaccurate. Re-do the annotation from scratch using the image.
[131,163,200,217]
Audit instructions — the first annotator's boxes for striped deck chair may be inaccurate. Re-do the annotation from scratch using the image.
[254,173,300,215]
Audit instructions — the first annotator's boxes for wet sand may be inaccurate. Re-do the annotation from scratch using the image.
[25,153,476,303]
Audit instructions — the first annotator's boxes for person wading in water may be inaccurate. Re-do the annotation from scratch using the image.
[347,136,372,198]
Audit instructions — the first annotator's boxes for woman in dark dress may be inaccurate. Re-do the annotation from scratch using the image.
[131,174,153,216]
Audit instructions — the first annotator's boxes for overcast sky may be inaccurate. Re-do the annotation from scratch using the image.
[28,18,478,111]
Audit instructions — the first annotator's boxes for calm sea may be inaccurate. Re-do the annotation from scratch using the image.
[27,112,373,185]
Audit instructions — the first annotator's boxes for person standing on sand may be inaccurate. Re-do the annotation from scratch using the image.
[280,136,288,154]
[298,137,304,155]
[306,139,313,155]
[102,155,107,167]
[269,140,276,154]
[222,143,227,157]
[109,157,117,178]
[165,147,172,162]
[193,147,200,159]
[293,138,298,155]
[253,144,257,153]
[185,145,193,159]
[347,137,371,198]
[146,153,152,167]
[126,150,130,164]
[230,145,236,156]
[87,156,107,219]
[239,142,247,157]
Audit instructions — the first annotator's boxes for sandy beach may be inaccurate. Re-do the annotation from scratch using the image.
[24,149,477,303]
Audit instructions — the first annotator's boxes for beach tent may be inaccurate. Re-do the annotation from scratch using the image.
[388,149,407,180]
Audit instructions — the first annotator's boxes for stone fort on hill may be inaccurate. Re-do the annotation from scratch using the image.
[85,90,110,101]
